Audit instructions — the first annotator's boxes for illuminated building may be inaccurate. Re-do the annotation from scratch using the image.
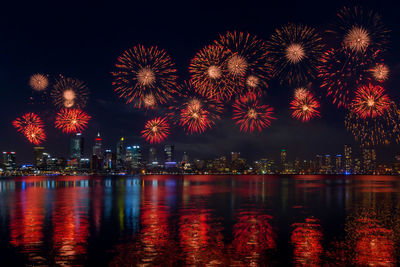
[164,145,174,163]
[104,150,116,170]
[231,152,240,162]
[354,158,362,174]
[70,133,84,160]
[33,147,45,168]
[92,133,103,159]
[335,154,342,174]
[362,148,376,174]
[344,144,352,174]
[322,154,332,174]
[213,156,228,173]
[126,146,142,170]
[2,152,16,171]
[316,155,323,174]
[280,149,287,173]
[116,137,125,170]
[182,152,189,164]
[148,147,158,168]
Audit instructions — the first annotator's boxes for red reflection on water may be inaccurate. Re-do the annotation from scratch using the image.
[291,217,323,266]
[179,210,225,265]
[232,211,276,264]
[9,187,45,250]
[52,186,89,264]
[352,217,395,266]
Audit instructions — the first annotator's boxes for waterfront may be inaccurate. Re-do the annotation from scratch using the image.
[1,175,400,266]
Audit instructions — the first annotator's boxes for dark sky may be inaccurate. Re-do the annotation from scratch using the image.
[1,0,400,164]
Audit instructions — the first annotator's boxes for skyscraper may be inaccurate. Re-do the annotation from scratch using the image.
[182,152,189,163]
[70,133,84,159]
[116,137,125,170]
[93,133,103,158]
[362,148,377,174]
[104,149,116,170]
[344,144,352,174]
[335,154,342,174]
[126,146,142,169]
[280,149,287,173]
[231,152,240,162]
[164,145,174,163]
[33,147,45,168]
[149,147,157,165]
[2,152,16,171]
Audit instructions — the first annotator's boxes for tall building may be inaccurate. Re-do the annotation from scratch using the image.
[344,144,352,174]
[182,152,189,163]
[116,137,125,170]
[33,147,45,168]
[231,152,240,162]
[149,147,158,165]
[362,148,377,174]
[2,152,16,171]
[126,146,142,169]
[104,150,116,170]
[164,145,174,163]
[322,154,332,174]
[70,133,84,159]
[93,133,103,158]
[316,155,323,173]
[280,149,287,172]
[335,154,342,174]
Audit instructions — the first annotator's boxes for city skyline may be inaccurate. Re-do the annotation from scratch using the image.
[1,0,400,164]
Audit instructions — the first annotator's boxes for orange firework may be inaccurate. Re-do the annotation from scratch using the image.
[13,113,46,145]
[189,45,233,100]
[112,45,178,108]
[24,125,46,145]
[55,109,91,134]
[232,91,275,133]
[370,63,389,82]
[290,90,321,122]
[51,77,89,109]
[267,23,324,86]
[141,117,170,143]
[351,84,390,119]
[216,31,271,95]
[329,6,390,53]
[29,74,49,91]
[169,82,223,134]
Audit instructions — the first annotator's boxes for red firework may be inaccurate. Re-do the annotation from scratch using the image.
[24,125,46,145]
[351,84,390,119]
[141,117,170,143]
[232,92,275,133]
[189,45,233,100]
[55,109,91,134]
[170,82,223,134]
[112,45,178,108]
[13,113,46,145]
[318,47,378,108]
[216,31,271,95]
[12,112,44,133]
[290,90,321,122]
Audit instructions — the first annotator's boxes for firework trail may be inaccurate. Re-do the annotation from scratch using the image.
[290,90,321,122]
[55,109,91,134]
[141,117,170,143]
[51,77,89,109]
[112,45,178,109]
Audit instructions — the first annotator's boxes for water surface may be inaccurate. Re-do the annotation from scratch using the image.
[0,175,399,266]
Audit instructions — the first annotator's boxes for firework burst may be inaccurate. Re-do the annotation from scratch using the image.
[141,117,170,143]
[232,92,275,133]
[370,63,389,82]
[351,84,390,119]
[13,113,46,145]
[329,6,390,52]
[345,102,400,147]
[216,31,271,95]
[55,109,91,134]
[170,82,223,134]
[267,23,324,86]
[189,45,233,100]
[318,47,379,108]
[294,87,309,100]
[51,77,89,109]
[29,74,49,91]
[290,90,321,122]
[112,45,178,108]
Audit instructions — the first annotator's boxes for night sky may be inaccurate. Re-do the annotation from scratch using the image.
[1,0,400,164]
